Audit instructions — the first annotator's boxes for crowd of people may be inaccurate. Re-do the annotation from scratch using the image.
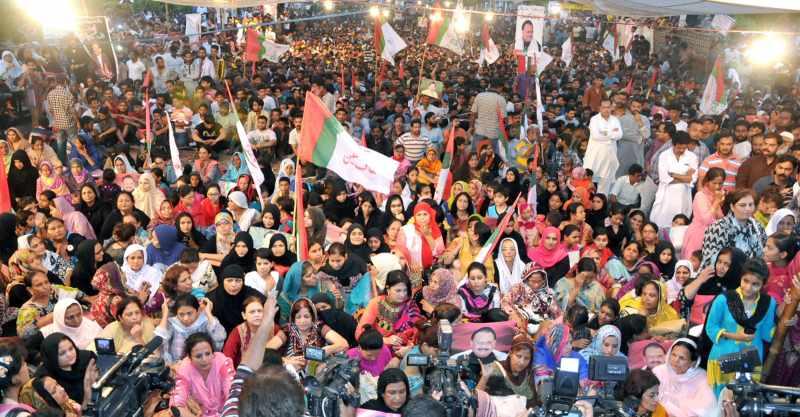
[0,4,798,417]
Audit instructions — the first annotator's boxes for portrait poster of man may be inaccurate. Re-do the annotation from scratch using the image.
[75,16,119,83]
[514,5,544,57]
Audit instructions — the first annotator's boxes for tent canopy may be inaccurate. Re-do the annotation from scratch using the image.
[576,0,800,17]
[155,0,295,8]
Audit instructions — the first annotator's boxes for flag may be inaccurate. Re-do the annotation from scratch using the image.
[477,23,500,66]
[294,160,308,261]
[516,54,528,75]
[225,82,266,204]
[398,61,405,79]
[0,146,10,213]
[426,16,464,55]
[474,195,522,264]
[433,126,455,204]
[534,76,543,135]
[245,29,290,63]
[624,50,633,67]
[299,92,399,194]
[603,31,618,61]
[361,129,367,147]
[534,51,552,76]
[699,56,729,115]
[164,112,183,177]
[375,21,407,66]
[648,67,659,89]
[561,37,573,67]
[625,78,633,95]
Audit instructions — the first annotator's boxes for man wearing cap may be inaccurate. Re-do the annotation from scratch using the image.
[414,86,445,119]
[471,78,507,149]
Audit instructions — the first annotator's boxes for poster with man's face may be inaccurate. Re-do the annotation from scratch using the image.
[514,5,544,57]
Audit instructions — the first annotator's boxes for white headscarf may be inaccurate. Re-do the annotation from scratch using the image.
[495,238,525,294]
[113,154,136,175]
[0,51,22,81]
[652,338,715,417]
[121,244,161,298]
[132,173,165,219]
[765,208,796,237]
[666,260,693,304]
[40,298,103,350]
[272,158,295,196]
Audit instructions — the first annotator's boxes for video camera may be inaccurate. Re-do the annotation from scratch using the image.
[84,336,173,417]
[722,348,800,417]
[303,350,361,417]
[405,320,477,417]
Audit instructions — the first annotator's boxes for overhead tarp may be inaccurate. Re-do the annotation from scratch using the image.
[155,0,303,8]
[576,0,800,17]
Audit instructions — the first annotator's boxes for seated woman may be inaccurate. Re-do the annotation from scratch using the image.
[357,271,423,354]
[90,263,129,328]
[533,323,588,393]
[395,201,445,288]
[527,226,571,288]
[265,298,348,372]
[266,234,297,276]
[316,243,371,314]
[360,368,410,414]
[171,332,235,417]
[619,278,680,331]
[94,296,156,354]
[16,271,85,341]
[200,212,237,268]
[346,326,404,399]
[479,334,538,408]
[416,268,459,318]
[206,265,264,334]
[18,377,81,417]
[147,225,187,272]
[121,244,161,303]
[222,296,267,367]
[502,262,561,335]
[36,161,69,199]
[495,238,526,294]
[41,299,102,350]
[616,369,667,417]
[0,341,35,415]
[279,255,337,323]
[36,333,97,408]
[145,264,196,315]
[579,324,626,392]
[192,145,221,185]
[156,294,227,365]
[554,257,606,314]
[652,338,715,417]
[586,298,620,334]
[706,258,776,396]
[457,262,502,323]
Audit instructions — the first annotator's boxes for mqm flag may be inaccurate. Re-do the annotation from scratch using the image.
[625,77,633,95]
[299,92,399,194]
[474,195,522,263]
[164,112,183,178]
[477,23,500,66]
[433,126,455,204]
[374,21,407,66]
[427,16,464,55]
[294,160,308,261]
[603,31,619,61]
[245,29,290,63]
[700,56,729,115]
[225,81,266,204]
[561,37,573,67]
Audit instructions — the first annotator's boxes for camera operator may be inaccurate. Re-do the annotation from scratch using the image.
[360,369,410,414]
[399,324,439,396]
[615,369,664,417]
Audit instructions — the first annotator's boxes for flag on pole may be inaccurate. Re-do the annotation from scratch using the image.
[474,195,522,264]
[433,126,455,204]
[0,146,11,213]
[477,23,500,66]
[699,56,729,115]
[603,31,618,61]
[516,54,528,75]
[294,160,308,261]
[299,92,399,194]
[534,76,544,135]
[164,112,183,177]
[427,16,464,55]
[497,104,510,164]
[534,51,553,76]
[245,29,290,63]
[374,20,407,66]
[561,37,573,67]
[625,77,633,95]
[398,61,405,79]
[225,82,266,204]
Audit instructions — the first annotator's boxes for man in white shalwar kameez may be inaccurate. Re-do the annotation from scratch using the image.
[650,131,698,229]
[584,100,623,194]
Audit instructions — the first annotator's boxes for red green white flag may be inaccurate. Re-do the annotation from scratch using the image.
[477,23,499,66]
[374,21,407,66]
[294,160,308,261]
[299,92,399,194]
[426,16,464,55]
[699,56,728,115]
[433,126,455,204]
[475,194,522,264]
[245,29,290,63]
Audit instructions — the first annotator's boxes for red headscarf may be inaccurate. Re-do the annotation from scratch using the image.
[413,201,441,239]
[527,226,568,268]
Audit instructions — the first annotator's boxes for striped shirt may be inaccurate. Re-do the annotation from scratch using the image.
[396,132,431,163]
[698,153,742,191]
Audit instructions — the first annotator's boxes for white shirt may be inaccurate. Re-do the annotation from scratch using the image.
[126,59,146,81]
[610,175,641,206]
[195,57,216,79]
[588,113,623,143]
[262,95,277,111]
[161,53,184,74]
[733,141,752,160]
[248,128,277,147]
[450,349,508,362]
[244,270,280,297]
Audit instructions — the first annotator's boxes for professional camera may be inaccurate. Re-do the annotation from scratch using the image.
[406,320,477,417]
[84,336,173,417]
[303,351,361,417]
[722,348,800,417]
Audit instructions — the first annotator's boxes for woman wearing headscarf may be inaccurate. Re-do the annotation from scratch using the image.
[121,244,161,301]
[765,207,796,237]
[5,128,28,153]
[146,224,186,271]
[502,263,561,335]
[56,198,97,241]
[147,200,176,232]
[16,271,84,340]
[585,194,609,231]
[678,247,746,325]
[323,181,356,224]
[18,377,81,417]
[131,173,164,220]
[219,152,250,185]
[89,262,128,328]
[63,158,94,195]
[266,298,348,366]
[35,160,69,198]
[366,227,390,255]
[359,368,410,414]
[36,332,97,406]
[344,224,371,263]
[76,184,110,238]
[27,134,61,171]
[206,265,265,334]
[7,150,37,208]
[495,238,526,295]
[197,185,224,229]
[220,232,256,272]
[356,270,423,353]
[395,201,445,287]
[651,338,715,417]
[417,268,459,317]
[579,324,626,362]
[40,299,102,351]
[502,167,525,202]
[170,332,234,417]
[619,279,680,330]
[0,51,24,93]
[226,190,258,232]
[665,260,693,306]
[480,334,539,408]
[111,154,139,190]
[354,192,384,232]
[527,227,570,288]
[201,212,237,267]
[266,234,296,275]
[644,241,677,280]
[175,213,208,250]
[69,240,108,296]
